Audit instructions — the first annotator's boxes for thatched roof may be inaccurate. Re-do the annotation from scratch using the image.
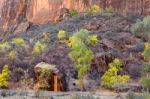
[34,62,59,74]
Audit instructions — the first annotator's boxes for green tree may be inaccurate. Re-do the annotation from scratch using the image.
[58,29,98,88]
[68,29,98,87]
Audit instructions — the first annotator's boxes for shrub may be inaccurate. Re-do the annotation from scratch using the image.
[140,43,150,92]
[0,42,11,52]
[35,69,52,90]
[69,9,78,17]
[101,58,130,89]
[33,41,46,54]
[142,43,150,58]
[57,30,66,40]
[12,37,25,45]
[8,51,17,60]
[104,6,113,13]
[0,65,10,88]
[143,93,150,99]
[140,77,150,90]
[126,92,150,99]
[131,16,150,41]
[88,35,99,45]
[87,5,101,13]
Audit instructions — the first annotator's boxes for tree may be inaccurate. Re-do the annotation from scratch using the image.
[58,29,98,88]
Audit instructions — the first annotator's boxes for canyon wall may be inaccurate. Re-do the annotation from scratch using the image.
[0,0,150,33]
[27,0,86,24]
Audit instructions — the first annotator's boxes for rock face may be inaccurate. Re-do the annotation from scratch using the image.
[0,0,29,34]
[27,0,86,24]
[0,0,150,33]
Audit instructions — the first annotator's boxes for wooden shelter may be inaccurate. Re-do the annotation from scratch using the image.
[34,62,63,91]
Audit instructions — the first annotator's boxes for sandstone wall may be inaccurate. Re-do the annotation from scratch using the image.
[0,0,150,32]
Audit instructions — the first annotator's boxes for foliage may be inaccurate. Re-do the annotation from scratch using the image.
[37,69,52,90]
[140,77,150,90]
[126,92,150,99]
[104,6,113,13]
[131,16,150,34]
[65,29,98,87]
[33,41,46,54]
[57,30,66,40]
[8,51,17,60]
[87,5,101,13]
[0,42,11,52]
[88,35,99,45]
[69,9,78,17]
[126,91,141,99]
[131,16,150,41]
[143,93,150,99]
[142,43,150,58]
[140,43,150,92]
[12,37,25,45]
[101,58,130,89]
[131,19,143,34]
[0,65,10,88]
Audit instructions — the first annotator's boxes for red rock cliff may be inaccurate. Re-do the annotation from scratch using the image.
[0,0,150,32]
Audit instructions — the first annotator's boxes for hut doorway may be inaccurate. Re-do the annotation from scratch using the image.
[49,73,63,91]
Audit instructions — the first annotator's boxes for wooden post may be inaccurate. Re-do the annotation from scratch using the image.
[54,75,61,92]
[54,75,57,92]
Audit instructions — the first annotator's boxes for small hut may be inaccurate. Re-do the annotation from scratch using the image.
[34,62,63,91]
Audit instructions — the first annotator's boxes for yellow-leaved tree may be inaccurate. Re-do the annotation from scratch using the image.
[0,65,10,88]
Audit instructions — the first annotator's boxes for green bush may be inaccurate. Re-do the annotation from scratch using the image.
[104,6,113,13]
[141,43,150,92]
[33,41,47,54]
[140,77,150,89]
[69,9,78,17]
[142,43,150,58]
[90,5,101,13]
[86,5,101,14]
[101,58,130,89]
[12,37,25,45]
[0,42,11,52]
[131,16,150,41]
[126,92,150,99]
[57,30,66,40]
[8,51,17,60]
[38,69,52,90]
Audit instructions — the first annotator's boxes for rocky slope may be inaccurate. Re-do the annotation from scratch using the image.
[0,12,144,91]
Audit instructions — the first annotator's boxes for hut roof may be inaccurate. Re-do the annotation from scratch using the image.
[34,62,59,74]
